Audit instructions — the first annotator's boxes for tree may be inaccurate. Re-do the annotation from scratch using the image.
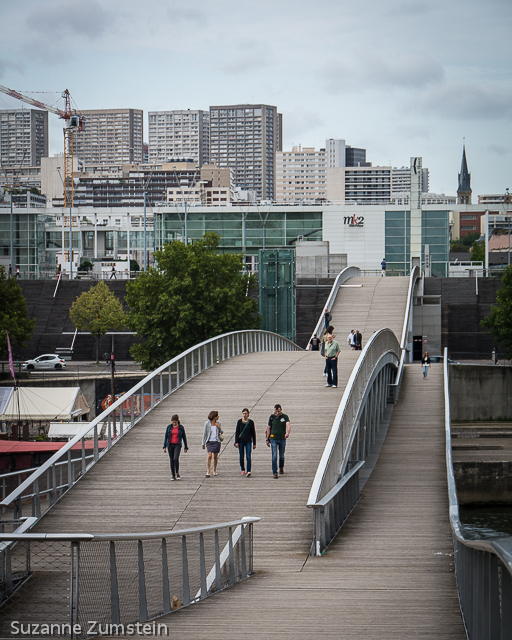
[470,240,485,263]
[481,267,512,358]
[0,266,36,359]
[69,281,127,362]
[126,232,261,370]
[78,260,94,272]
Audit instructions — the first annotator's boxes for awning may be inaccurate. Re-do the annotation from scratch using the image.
[48,422,103,439]
[0,387,90,421]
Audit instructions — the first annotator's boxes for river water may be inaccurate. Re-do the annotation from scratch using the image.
[459,505,512,540]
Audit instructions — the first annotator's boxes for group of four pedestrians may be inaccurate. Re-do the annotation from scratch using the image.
[163,404,291,481]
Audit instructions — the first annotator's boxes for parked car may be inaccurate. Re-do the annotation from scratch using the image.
[428,355,461,364]
[22,354,67,370]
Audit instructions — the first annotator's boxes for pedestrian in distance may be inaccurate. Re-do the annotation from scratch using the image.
[422,352,431,379]
[309,335,321,351]
[322,325,335,375]
[202,410,223,477]
[381,258,386,277]
[324,333,341,388]
[110,265,116,279]
[266,404,291,479]
[163,414,188,481]
[235,408,256,476]
[15,266,20,278]
[7,265,12,277]
[347,329,355,350]
[354,330,362,351]
[324,308,332,331]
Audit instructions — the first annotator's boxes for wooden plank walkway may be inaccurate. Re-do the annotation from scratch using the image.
[126,365,464,640]
[3,275,465,638]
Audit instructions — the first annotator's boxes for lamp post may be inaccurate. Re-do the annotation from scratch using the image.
[9,191,14,277]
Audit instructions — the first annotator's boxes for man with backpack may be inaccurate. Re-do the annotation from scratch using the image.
[266,404,291,479]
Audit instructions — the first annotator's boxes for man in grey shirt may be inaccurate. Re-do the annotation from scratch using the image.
[324,334,341,388]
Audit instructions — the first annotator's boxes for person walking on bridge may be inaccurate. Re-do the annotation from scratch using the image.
[235,408,256,476]
[324,333,341,388]
[163,414,188,481]
[421,352,431,379]
[202,410,223,477]
[266,404,291,479]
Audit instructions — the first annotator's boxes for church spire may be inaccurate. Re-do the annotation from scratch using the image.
[457,144,472,204]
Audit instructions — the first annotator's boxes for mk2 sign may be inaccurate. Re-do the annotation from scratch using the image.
[344,215,364,227]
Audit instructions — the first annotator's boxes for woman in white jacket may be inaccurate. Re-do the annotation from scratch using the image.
[202,410,223,477]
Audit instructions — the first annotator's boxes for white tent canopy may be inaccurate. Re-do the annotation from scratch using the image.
[0,387,90,421]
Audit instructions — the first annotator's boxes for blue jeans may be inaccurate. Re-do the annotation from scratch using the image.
[423,365,429,378]
[271,439,286,474]
[239,442,252,472]
[326,357,338,386]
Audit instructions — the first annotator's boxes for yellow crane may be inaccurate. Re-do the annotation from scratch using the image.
[0,86,83,206]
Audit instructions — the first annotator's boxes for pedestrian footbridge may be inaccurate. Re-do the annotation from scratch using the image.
[1,267,509,639]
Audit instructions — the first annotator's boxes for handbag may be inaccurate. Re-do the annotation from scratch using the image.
[217,424,224,442]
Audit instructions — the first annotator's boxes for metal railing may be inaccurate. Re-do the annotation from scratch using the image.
[0,330,300,523]
[444,349,512,639]
[307,328,400,554]
[309,266,361,342]
[0,517,259,639]
[388,264,420,403]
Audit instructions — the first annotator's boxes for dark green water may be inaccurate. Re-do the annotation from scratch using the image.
[459,505,512,540]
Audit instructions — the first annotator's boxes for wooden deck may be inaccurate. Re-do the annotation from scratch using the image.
[5,276,465,638]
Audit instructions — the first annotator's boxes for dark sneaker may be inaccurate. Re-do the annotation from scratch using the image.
[279,468,284,474]
[273,473,278,479]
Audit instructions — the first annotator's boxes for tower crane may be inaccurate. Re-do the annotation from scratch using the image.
[0,86,83,206]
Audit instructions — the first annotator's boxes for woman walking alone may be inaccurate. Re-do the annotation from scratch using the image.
[235,408,256,476]
[202,410,223,477]
[163,414,188,481]
[422,352,431,379]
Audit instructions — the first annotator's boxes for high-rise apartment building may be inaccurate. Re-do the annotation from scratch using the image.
[74,109,143,165]
[325,139,368,167]
[209,104,282,200]
[147,110,209,166]
[0,109,48,168]
[392,166,429,195]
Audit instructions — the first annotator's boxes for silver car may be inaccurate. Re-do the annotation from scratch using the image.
[22,354,67,371]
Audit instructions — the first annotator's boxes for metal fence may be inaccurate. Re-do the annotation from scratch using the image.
[0,330,301,523]
[443,349,512,639]
[307,328,401,554]
[0,517,259,639]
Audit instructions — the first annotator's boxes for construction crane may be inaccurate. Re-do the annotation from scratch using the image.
[0,86,83,206]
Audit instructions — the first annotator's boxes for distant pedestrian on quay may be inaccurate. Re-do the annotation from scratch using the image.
[163,414,188,481]
[16,266,20,278]
[324,308,332,331]
[381,258,386,276]
[110,265,116,279]
[354,330,362,351]
[266,404,291,479]
[202,410,223,477]
[347,329,355,350]
[8,265,12,277]
[235,408,256,476]
[421,352,431,379]
[324,333,341,388]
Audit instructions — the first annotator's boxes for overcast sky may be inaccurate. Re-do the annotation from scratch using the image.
[1,0,511,196]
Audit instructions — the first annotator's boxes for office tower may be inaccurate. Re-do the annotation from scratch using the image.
[0,109,48,168]
[209,104,281,200]
[74,109,143,165]
[148,110,209,166]
[345,146,367,167]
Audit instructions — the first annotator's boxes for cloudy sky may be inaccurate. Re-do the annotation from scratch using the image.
[1,0,511,196]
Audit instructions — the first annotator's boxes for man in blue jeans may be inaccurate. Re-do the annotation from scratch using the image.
[266,404,291,479]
